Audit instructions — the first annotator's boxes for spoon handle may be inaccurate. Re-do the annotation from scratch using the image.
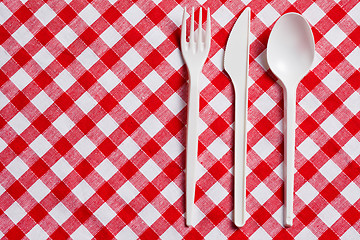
[283,85,296,227]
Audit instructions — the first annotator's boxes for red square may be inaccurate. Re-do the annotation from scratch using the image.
[76,115,95,134]
[322,139,341,158]
[208,162,227,181]
[256,74,274,92]
[297,206,317,225]
[343,206,360,225]
[344,116,360,135]
[213,28,229,48]
[122,72,141,91]
[80,27,98,46]
[14,5,33,23]
[54,137,72,155]
[33,114,51,133]
[212,72,230,91]
[167,71,184,92]
[147,6,166,25]
[165,116,184,135]
[143,94,162,113]
[0,25,10,44]
[58,6,77,24]
[343,162,360,180]
[57,49,75,68]
[319,229,338,240]
[9,136,28,155]
[29,204,47,223]
[52,182,71,200]
[120,116,139,135]
[347,71,360,91]
[99,94,118,113]
[252,206,271,225]
[78,71,96,90]
[123,28,142,46]
[7,181,26,200]
[120,161,138,179]
[145,50,164,69]
[163,161,182,180]
[253,161,272,181]
[302,72,321,91]
[298,161,318,180]
[5,226,25,240]
[13,48,32,67]
[94,227,114,240]
[74,205,92,223]
[50,227,70,240]
[299,116,319,135]
[35,28,54,46]
[255,117,274,136]
[98,138,117,157]
[349,27,360,46]
[102,6,121,24]
[97,182,116,201]
[31,159,49,178]
[142,139,161,158]
[0,69,9,88]
[12,92,30,110]
[327,5,346,23]
[274,229,293,240]
[101,49,120,69]
[118,205,137,224]
[207,206,226,225]
[326,49,344,68]
[55,93,74,112]
[323,94,342,113]
[140,183,159,202]
[209,117,228,136]
[139,228,157,240]
[163,205,181,224]
[75,160,94,178]
[34,71,52,89]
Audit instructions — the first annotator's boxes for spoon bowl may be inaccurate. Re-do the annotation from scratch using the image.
[267,13,315,227]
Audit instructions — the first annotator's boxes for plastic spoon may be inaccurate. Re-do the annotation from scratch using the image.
[267,13,315,227]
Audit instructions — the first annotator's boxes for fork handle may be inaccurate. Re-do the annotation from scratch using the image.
[186,71,200,227]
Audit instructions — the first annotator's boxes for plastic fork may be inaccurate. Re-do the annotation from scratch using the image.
[181,7,211,227]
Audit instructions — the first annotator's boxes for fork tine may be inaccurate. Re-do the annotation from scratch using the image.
[197,8,202,49]
[181,7,187,49]
[205,8,211,50]
[189,7,195,50]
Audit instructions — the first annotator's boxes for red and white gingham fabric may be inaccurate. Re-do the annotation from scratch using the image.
[0,0,360,239]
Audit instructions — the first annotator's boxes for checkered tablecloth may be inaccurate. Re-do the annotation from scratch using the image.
[1,0,360,239]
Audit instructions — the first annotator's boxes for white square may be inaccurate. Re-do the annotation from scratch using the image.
[54,69,76,91]
[98,70,121,92]
[299,92,321,115]
[348,3,360,25]
[0,91,9,109]
[75,92,97,114]
[56,26,78,47]
[208,138,230,160]
[30,135,52,157]
[319,160,342,182]
[341,182,360,204]
[74,136,96,158]
[161,226,182,240]
[325,25,347,47]
[5,202,26,224]
[141,115,163,137]
[251,182,273,205]
[213,5,234,27]
[123,4,145,26]
[318,205,341,226]
[297,137,320,160]
[143,70,164,92]
[144,26,167,48]
[166,48,183,70]
[11,68,32,90]
[117,181,139,204]
[252,137,275,159]
[77,48,99,70]
[254,50,269,71]
[0,46,11,67]
[257,5,280,27]
[95,159,118,181]
[342,227,360,240]
[323,70,345,92]
[0,3,12,24]
[320,115,342,137]
[206,182,228,205]
[120,92,142,114]
[72,180,95,203]
[343,137,360,159]
[100,26,121,48]
[163,137,184,160]
[121,48,143,70]
[8,112,30,134]
[205,228,227,240]
[296,227,317,240]
[49,202,72,225]
[97,114,118,137]
[210,49,224,71]
[116,226,137,240]
[28,179,50,202]
[296,182,318,204]
[209,93,231,115]
[161,182,182,204]
[303,3,325,26]
[33,47,55,69]
[34,4,56,26]
[79,4,100,26]
[31,91,53,113]
[253,93,276,116]
[94,203,116,225]
[346,47,360,69]
[6,156,29,180]
[251,227,272,240]
[12,25,33,47]
[118,137,140,159]
[71,225,93,240]
[164,93,186,115]
[0,137,6,153]
[167,5,183,27]
[51,157,73,180]
[139,159,162,181]
[53,113,75,135]
[138,204,161,226]
[344,92,360,114]
[26,225,48,240]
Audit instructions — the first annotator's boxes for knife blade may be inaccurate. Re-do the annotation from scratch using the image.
[224,7,250,227]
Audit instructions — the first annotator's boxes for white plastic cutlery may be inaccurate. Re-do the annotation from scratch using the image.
[181,7,211,227]
[224,7,251,227]
[267,13,315,227]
